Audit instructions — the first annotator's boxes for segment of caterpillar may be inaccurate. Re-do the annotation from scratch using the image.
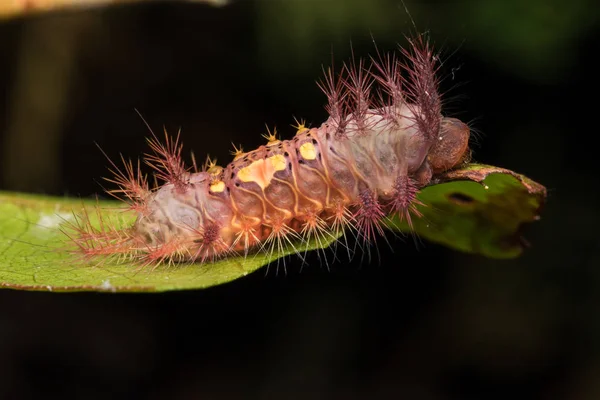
[67,34,471,268]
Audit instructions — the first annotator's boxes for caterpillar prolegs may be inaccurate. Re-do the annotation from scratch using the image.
[70,35,471,267]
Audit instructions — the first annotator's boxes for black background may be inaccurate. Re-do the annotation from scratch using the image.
[0,0,598,398]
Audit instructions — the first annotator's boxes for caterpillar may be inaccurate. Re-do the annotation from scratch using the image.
[68,34,471,268]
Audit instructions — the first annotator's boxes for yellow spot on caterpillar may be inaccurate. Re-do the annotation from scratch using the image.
[299,142,317,160]
[269,154,286,171]
[210,180,225,193]
[262,125,280,146]
[230,143,245,160]
[237,154,286,190]
[237,166,254,183]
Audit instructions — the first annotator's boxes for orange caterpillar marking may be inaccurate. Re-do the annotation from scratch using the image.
[67,34,472,268]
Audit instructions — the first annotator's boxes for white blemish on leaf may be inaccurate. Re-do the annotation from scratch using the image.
[37,211,73,229]
[100,279,116,292]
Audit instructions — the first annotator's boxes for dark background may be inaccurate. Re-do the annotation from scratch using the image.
[0,0,598,398]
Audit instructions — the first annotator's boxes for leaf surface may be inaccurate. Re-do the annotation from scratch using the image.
[0,164,546,292]
[388,164,547,259]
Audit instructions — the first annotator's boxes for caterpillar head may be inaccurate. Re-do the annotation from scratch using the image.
[427,117,470,173]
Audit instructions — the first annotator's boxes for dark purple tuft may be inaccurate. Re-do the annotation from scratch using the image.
[192,222,224,263]
[389,175,423,229]
[399,34,442,142]
[355,189,386,243]
[343,50,375,135]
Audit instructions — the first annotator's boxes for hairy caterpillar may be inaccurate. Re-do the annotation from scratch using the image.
[68,34,471,267]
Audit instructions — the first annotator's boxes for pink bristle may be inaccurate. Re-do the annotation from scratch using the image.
[370,50,402,105]
[343,50,375,135]
[354,189,386,244]
[388,175,424,230]
[61,205,139,263]
[260,215,305,272]
[144,127,189,192]
[231,216,261,256]
[103,155,150,214]
[190,222,232,263]
[140,240,186,270]
[326,201,357,261]
[370,50,403,126]
[317,64,350,138]
[95,142,150,213]
[399,34,442,141]
[300,208,337,269]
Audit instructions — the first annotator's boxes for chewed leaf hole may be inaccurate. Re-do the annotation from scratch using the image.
[447,192,475,205]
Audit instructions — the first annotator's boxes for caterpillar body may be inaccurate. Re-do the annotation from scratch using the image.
[70,35,471,267]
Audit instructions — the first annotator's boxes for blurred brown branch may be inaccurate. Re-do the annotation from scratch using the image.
[0,0,227,19]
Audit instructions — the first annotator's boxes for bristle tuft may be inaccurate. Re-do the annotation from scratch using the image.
[103,155,150,213]
[343,52,374,135]
[354,189,386,243]
[300,209,337,269]
[317,65,350,138]
[144,127,189,191]
[400,34,442,141]
[140,240,186,270]
[231,217,261,256]
[189,222,233,263]
[61,205,139,263]
[370,50,403,126]
[326,201,357,261]
[261,218,303,274]
[389,175,424,229]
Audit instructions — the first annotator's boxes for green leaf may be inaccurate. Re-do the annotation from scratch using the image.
[388,164,547,258]
[0,163,546,292]
[0,193,333,293]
